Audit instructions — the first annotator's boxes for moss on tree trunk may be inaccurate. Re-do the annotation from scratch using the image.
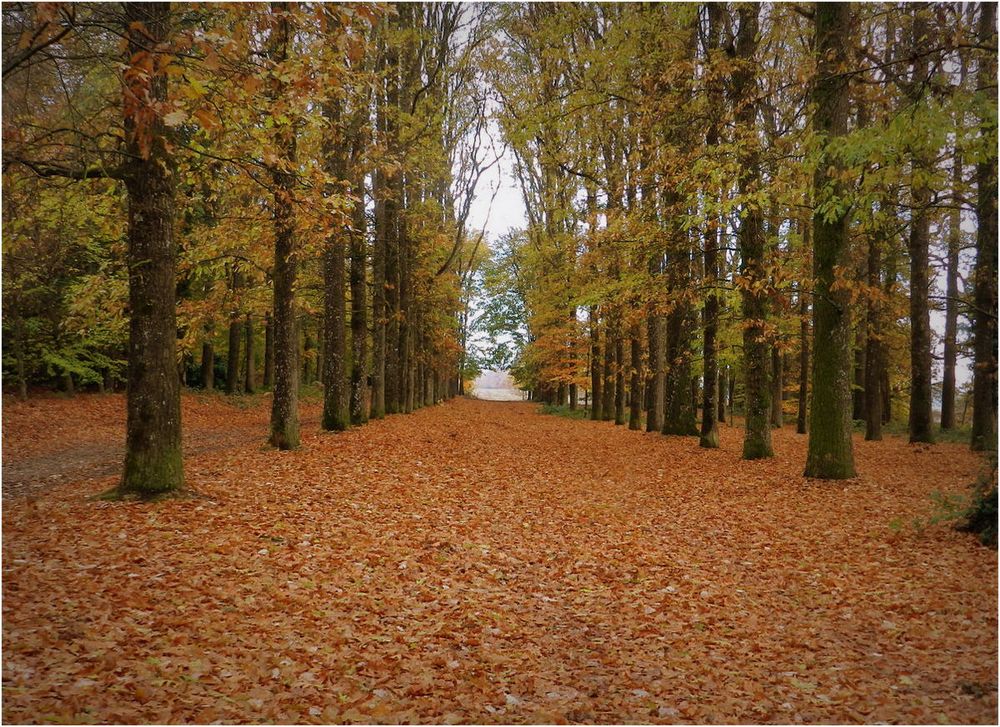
[804,2,856,479]
[118,1,183,497]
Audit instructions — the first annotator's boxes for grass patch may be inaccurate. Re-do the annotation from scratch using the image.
[853,418,973,444]
[539,404,590,420]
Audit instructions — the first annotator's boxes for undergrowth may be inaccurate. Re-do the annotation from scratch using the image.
[539,404,590,420]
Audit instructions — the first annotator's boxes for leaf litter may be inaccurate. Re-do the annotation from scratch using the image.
[2,394,996,724]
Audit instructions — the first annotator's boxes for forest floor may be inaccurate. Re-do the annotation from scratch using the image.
[2,393,997,724]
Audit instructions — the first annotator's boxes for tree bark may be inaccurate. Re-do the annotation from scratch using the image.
[226,311,241,394]
[770,345,783,429]
[614,328,625,425]
[971,1,998,452]
[941,144,961,430]
[349,142,369,426]
[865,219,883,441]
[628,322,642,430]
[321,96,349,432]
[244,314,255,394]
[700,4,723,449]
[602,317,614,421]
[733,3,772,459]
[267,1,300,450]
[797,281,810,435]
[119,1,183,496]
[590,309,602,420]
[907,8,935,445]
[805,1,856,479]
[264,311,274,388]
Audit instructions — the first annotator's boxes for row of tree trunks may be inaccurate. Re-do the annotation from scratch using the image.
[971,2,998,452]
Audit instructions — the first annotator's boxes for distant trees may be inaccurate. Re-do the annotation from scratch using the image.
[480,1,998,472]
[2,2,497,489]
[2,1,997,488]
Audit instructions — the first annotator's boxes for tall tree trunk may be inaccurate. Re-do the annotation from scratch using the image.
[648,314,666,432]
[770,345,783,428]
[226,311,241,394]
[590,309,602,420]
[972,1,998,451]
[602,317,614,421]
[718,365,729,424]
[201,339,214,391]
[852,343,865,421]
[321,97,349,432]
[244,314,255,394]
[264,312,274,388]
[941,144,962,430]
[628,322,642,430]
[700,5,723,448]
[865,219,883,441]
[907,9,935,444]
[733,3,772,459]
[614,329,625,425]
[267,1,300,450]
[797,283,810,435]
[303,325,314,388]
[700,215,720,447]
[805,2,856,479]
[662,299,698,436]
[349,147,369,426]
[119,1,183,496]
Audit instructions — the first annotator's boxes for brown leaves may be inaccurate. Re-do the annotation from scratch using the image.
[2,394,997,724]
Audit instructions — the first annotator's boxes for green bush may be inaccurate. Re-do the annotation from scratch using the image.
[958,457,998,549]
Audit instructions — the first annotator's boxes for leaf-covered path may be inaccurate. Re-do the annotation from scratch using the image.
[3,394,997,724]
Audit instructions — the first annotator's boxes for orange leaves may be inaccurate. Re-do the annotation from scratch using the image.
[2,394,998,724]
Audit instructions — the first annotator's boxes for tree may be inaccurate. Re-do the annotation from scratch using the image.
[119,1,184,496]
[732,3,773,460]
[804,2,856,480]
[267,1,300,450]
[971,1,998,452]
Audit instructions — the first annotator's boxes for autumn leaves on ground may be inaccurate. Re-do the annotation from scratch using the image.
[2,393,996,725]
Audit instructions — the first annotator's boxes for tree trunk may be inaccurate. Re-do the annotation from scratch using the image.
[972,1,998,451]
[940,145,961,430]
[614,331,625,425]
[718,365,728,425]
[267,1,300,450]
[907,9,935,445]
[699,5,723,449]
[805,2,856,479]
[628,322,642,430]
[226,312,241,394]
[118,1,183,496]
[303,325,314,388]
[244,314,255,394]
[590,308,602,420]
[865,221,883,441]
[662,301,698,436]
[648,314,666,432]
[264,312,274,388]
[349,143,369,426]
[770,345,783,429]
[733,3,772,459]
[602,317,614,421]
[321,97,349,432]
[201,340,214,391]
[797,279,810,435]
[852,343,865,421]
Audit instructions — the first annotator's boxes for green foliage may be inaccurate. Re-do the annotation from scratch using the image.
[538,403,589,420]
[957,458,998,549]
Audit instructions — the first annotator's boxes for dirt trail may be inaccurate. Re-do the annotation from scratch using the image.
[2,394,996,724]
